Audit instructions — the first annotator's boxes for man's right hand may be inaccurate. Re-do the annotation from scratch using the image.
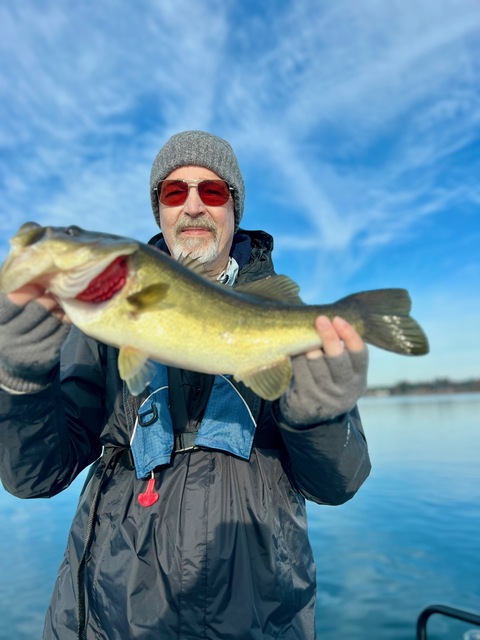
[0,289,71,393]
[8,284,68,321]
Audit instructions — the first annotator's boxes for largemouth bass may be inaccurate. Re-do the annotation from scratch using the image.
[0,222,429,400]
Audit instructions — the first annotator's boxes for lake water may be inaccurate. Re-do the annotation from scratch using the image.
[0,394,479,639]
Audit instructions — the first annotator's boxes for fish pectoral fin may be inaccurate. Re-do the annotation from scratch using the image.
[118,346,157,396]
[126,283,170,311]
[235,275,304,305]
[237,357,292,401]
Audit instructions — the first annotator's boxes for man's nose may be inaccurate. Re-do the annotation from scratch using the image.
[183,186,206,216]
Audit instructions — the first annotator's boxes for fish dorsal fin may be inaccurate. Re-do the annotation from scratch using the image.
[236,357,293,401]
[126,283,170,311]
[118,347,157,396]
[177,254,217,282]
[235,275,304,305]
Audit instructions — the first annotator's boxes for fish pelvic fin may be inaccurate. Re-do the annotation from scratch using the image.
[336,289,429,356]
[118,346,157,396]
[237,357,293,401]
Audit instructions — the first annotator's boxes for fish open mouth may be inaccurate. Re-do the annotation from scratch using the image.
[76,256,128,303]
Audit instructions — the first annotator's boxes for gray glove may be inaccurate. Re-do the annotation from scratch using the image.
[279,346,369,426]
[0,292,71,393]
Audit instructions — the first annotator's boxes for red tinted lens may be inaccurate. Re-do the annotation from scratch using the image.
[197,180,230,206]
[158,180,231,206]
[159,180,189,206]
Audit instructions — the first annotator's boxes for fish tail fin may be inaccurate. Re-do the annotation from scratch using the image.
[336,289,429,355]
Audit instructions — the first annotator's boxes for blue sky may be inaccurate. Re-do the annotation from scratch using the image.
[0,0,479,387]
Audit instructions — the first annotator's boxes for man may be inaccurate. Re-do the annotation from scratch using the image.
[0,131,371,639]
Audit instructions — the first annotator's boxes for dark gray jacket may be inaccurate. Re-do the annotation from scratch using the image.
[0,230,371,639]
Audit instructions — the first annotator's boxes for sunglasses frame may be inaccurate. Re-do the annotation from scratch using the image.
[155,179,234,207]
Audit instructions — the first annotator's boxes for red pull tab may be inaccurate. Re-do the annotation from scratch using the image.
[138,473,159,507]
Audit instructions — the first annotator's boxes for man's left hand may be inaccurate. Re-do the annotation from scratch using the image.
[279,316,369,425]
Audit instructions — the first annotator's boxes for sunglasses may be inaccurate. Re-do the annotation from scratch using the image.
[156,179,234,207]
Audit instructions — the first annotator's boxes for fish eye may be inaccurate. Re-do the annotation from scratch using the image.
[65,225,83,237]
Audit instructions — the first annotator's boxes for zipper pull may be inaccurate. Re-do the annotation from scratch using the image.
[138,471,159,507]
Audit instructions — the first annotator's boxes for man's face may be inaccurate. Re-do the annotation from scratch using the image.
[158,165,235,276]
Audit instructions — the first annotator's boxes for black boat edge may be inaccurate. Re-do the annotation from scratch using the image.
[417,604,480,639]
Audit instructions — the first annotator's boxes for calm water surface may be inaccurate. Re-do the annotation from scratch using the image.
[309,394,480,639]
[0,394,479,639]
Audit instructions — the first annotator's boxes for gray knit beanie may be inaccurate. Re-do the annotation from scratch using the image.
[150,130,245,230]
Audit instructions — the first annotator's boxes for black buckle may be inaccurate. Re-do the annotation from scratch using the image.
[174,432,198,453]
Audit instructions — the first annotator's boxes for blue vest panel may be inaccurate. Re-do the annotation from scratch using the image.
[130,364,257,478]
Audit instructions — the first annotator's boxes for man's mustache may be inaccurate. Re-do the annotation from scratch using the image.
[174,218,218,238]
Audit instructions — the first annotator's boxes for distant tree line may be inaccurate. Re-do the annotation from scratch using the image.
[366,378,480,397]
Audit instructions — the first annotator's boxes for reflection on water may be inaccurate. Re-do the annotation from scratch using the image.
[0,395,479,639]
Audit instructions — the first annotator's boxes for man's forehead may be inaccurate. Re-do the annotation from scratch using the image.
[166,165,222,180]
